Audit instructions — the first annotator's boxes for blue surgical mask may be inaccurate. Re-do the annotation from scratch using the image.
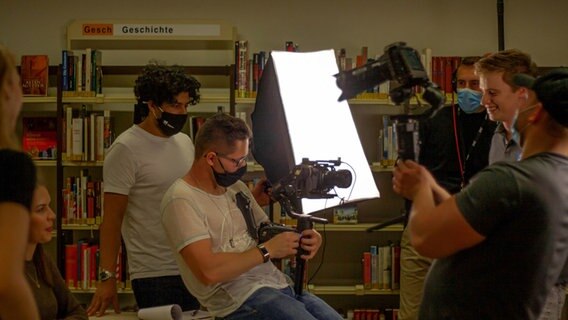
[511,103,539,146]
[457,88,482,113]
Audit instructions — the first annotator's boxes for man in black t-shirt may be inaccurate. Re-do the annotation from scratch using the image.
[394,69,568,319]
[399,57,496,320]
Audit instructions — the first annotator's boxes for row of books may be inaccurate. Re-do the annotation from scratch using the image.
[234,40,308,99]
[377,116,399,167]
[432,56,461,94]
[65,241,128,290]
[63,105,113,162]
[234,40,267,99]
[349,308,399,320]
[61,49,103,96]
[62,169,103,225]
[362,243,401,291]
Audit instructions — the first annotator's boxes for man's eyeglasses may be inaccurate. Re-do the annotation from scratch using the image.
[215,152,247,168]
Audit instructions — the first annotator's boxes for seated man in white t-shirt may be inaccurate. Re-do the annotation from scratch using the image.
[161,113,343,320]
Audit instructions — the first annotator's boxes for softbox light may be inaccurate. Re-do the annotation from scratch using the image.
[251,49,380,214]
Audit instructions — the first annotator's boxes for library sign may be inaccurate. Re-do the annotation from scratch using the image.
[81,23,221,37]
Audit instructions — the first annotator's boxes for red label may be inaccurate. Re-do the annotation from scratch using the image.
[82,24,113,35]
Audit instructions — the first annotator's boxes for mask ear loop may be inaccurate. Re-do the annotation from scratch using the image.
[147,101,160,120]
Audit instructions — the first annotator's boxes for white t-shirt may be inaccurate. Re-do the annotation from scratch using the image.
[104,125,194,280]
[161,179,289,317]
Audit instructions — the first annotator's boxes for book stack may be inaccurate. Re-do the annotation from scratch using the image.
[61,169,103,226]
[65,241,129,291]
[62,105,112,162]
[362,242,401,291]
[377,116,397,167]
[350,308,399,320]
[235,40,249,99]
[61,48,103,97]
[431,56,461,95]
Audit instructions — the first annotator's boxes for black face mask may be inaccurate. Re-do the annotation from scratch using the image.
[156,108,187,136]
[212,160,247,187]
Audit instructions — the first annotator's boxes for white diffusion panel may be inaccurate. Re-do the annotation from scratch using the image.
[270,50,380,214]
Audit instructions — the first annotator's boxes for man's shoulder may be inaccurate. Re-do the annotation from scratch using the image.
[161,178,196,210]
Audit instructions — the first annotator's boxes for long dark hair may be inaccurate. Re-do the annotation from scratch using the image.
[32,244,54,287]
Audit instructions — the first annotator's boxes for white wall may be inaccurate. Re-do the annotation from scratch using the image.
[1,0,566,66]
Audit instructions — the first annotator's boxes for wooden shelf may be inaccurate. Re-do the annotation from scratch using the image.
[62,224,100,230]
[70,288,132,294]
[307,284,399,296]
[62,161,104,167]
[33,160,57,167]
[23,96,57,103]
[371,164,394,172]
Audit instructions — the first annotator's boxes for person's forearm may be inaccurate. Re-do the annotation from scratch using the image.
[408,184,437,243]
[99,193,128,272]
[431,182,452,204]
[0,276,40,319]
[99,215,123,272]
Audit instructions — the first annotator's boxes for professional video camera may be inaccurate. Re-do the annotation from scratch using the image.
[252,158,352,295]
[335,41,445,161]
[256,158,352,243]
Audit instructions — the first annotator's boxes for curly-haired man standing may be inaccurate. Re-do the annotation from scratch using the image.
[87,64,202,316]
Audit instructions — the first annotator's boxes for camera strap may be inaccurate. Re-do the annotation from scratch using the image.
[235,191,259,241]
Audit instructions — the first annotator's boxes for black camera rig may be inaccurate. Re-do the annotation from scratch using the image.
[335,41,445,231]
[335,41,445,162]
[237,158,352,296]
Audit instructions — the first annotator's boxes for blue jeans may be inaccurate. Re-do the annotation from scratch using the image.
[132,275,200,311]
[220,286,343,320]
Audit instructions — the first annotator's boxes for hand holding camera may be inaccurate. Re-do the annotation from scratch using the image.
[263,231,300,259]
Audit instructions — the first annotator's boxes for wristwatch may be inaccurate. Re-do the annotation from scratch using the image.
[99,269,116,282]
[256,244,270,263]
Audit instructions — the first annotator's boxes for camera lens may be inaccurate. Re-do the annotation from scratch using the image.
[322,170,352,189]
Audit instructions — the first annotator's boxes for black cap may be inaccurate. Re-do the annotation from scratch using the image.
[513,68,568,127]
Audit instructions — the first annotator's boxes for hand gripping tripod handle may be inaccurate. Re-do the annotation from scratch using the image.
[294,217,313,296]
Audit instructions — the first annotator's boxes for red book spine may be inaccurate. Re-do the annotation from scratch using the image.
[65,244,77,288]
[432,56,442,89]
[363,251,371,289]
[87,181,95,222]
[90,245,98,288]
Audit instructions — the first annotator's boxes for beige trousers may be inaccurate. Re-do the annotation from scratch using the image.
[398,227,432,320]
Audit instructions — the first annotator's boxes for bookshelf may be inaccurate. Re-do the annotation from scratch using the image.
[17,65,61,264]
[49,19,429,313]
[52,21,237,309]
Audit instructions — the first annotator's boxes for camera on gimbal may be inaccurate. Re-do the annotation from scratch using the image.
[335,41,445,161]
[256,158,352,243]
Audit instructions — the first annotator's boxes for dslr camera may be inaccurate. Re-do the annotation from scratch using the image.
[335,41,445,161]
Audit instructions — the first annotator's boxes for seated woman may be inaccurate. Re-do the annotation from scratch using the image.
[26,184,87,320]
